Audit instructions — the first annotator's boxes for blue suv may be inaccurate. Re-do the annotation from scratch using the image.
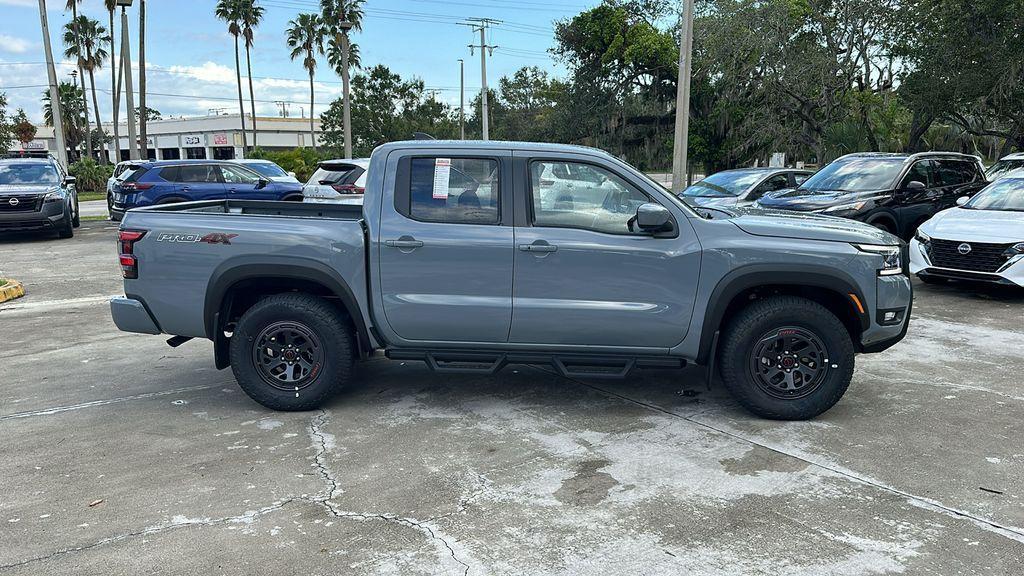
[110,160,304,221]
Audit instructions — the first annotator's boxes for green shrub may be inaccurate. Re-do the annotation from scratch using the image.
[68,158,113,193]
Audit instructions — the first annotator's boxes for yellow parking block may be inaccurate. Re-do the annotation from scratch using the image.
[0,279,25,303]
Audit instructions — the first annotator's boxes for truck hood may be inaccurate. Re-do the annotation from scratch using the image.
[0,184,56,196]
[757,188,879,212]
[920,207,1024,243]
[726,207,897,244]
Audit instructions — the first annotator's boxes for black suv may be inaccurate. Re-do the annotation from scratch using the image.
[755,152,987,238]
[0,156,79,238]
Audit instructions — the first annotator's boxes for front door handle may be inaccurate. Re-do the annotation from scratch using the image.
[519,243,557,253]
[385,238,424,249]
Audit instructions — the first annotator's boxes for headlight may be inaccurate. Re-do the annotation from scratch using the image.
[855,243,902,276]
[914,229,930,244]
[1006,242,1024,256]
[43,191,65,203]
[820,201,867,214]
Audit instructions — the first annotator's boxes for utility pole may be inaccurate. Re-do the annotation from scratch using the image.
[670,0,695,192]
[119,0,139,160]
[38,0,68,168]
[138,0,147,160]
[462,18,499,141]
[458,58,465,140]
[340,20,353,159]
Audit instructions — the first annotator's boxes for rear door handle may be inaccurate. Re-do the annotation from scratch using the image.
[519,244,557,253]
[385,239,424,249]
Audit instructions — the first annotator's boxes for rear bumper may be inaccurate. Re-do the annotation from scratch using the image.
[110,296,161,334]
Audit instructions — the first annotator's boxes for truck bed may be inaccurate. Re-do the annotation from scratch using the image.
[134,199,364,220]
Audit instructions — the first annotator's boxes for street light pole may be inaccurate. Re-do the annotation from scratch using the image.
[478,25,489,141]
[38,0,68,168]
[458,58,465,140]
[670,0,695,192]
[340,21,353,159]
[119,2,139,160]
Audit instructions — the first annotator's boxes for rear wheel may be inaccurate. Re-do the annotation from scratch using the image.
[229,293,355,411]
[718,295,854,420]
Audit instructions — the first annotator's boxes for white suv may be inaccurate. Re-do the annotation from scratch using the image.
[302,159,369,204]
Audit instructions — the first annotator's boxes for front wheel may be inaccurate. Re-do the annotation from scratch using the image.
[71,194,80,227]
[718,295,855,420]
[229,293,355,411]
[57,205,74,239]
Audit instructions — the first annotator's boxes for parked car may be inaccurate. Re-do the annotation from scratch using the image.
[0,155,79,238]
[233,159,300,184]
[109,160,304,220]
[679,167,812,208]
[755,152,987,238]
[910,174,1024,287]
[985,152,1024,182]
[107,161,142,218]
[302,158,369,204]
[110,140,912,421]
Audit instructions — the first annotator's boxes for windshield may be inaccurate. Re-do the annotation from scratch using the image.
[985,159,1024,181]
[244,162,288,178]
[963,178,1024,212]
[681,171,764,197]
[799,157,905,192]
[0,163,60,185]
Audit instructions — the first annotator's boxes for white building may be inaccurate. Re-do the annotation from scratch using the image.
[103,113,322,162]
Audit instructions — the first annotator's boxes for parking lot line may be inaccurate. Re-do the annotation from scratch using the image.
[0,294,118,313]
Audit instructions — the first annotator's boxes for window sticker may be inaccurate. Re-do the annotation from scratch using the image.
[433,158,451,199]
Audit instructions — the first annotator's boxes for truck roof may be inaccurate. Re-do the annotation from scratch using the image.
[374,139,617,158]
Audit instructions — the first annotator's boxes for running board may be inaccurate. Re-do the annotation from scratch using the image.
[385,349,684,379]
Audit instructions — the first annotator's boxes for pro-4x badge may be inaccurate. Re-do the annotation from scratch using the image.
[156,232,238,245]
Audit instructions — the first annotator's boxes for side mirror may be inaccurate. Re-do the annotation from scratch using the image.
[256,178,270,190]
[287,171,296,178]
[955,196,969,206]
[635,202,673,234]
[64,175,76,186]
[904,180,926,191]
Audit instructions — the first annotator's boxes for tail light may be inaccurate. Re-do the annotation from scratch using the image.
[331,184,364,194]
[118,229,146,279]
[121,182,154,191]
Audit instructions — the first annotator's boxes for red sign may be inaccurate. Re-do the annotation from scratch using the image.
[213,133,229,146]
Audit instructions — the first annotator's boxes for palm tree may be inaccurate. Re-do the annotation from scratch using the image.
[65,0,92,161]
[63,17,110,165]
[241,0,265,148]
[215,0,249,151]
[286,13,324,150]
[320,0,364,158]
[104,0,121,162]
[43,82,86,158]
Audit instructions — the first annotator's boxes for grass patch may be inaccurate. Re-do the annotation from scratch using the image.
[78,191,107,202]
[0,279,7,288]
[81,215,111,222]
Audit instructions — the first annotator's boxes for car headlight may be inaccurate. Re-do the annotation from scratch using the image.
[855,243,903,276]
[43,191,65,203]
[1006,242,1024,256]
[914,229,930,244]
[820,201,867,214]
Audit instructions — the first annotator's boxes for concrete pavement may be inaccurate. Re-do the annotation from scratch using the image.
[1,221,1022,575]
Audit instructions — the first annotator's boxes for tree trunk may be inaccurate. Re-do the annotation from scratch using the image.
[233,34,248,152]
[309,69,316,151]
[245,43,257,150]
[905,110,933,153]
[73,5,91,162]
[109,9,121,163]
[86,61,106,165]
[138,0,148,160]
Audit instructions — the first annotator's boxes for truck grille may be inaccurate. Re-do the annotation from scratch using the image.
[928,239,1013,273]
[0,194,43,213]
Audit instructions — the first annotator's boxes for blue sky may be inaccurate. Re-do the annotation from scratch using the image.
[0,0,598,124]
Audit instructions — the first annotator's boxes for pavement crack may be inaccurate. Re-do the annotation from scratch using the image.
[0,384,228,422]
[0,499,295,571]
[307,409,341,501]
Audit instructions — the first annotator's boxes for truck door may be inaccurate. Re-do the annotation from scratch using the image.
[377,153,514,343]
[510,156,701,348]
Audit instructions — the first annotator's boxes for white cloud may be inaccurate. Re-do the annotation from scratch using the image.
[0,34,32,54]
[164,61,236,84]
[0,0,36,7]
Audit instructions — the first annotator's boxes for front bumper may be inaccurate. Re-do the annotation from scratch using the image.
[110,297,161,334]
[0,199,66,232]
[858,269,913,353]
[909,238,1024,287]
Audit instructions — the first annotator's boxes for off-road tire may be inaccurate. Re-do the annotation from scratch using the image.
[230,293,355,411]
[57,206,74,238]
[718,295,855,420]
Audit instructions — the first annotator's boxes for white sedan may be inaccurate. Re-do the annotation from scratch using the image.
[910,175,1024,287]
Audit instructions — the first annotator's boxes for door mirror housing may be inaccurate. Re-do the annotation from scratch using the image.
[904,180,927,191]
[955,195,969,206]
[256,177,270,190]
[63,175,76,186]
[635,202,674,234]
[287,171,296,178]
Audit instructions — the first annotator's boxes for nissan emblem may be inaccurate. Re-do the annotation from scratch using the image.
[957,243,972,255]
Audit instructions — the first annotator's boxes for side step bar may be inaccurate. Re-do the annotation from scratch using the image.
[385,349,685,379]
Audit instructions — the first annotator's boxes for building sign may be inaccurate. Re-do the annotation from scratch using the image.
[182,134,204,147]
[20,141,47,150]
[212,133,229,146]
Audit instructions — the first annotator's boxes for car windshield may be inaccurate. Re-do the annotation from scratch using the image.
[245,162,288,178]
[0,163,60,185]
[798,157,905,192]
[985,159,1024,181]
[963,178,1024,212]
[680,171,764,197]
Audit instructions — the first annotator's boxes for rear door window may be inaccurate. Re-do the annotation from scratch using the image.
[179,164,219,183]
[407,157,499,224]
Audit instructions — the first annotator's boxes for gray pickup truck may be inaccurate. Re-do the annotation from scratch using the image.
[110,141,912,420]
